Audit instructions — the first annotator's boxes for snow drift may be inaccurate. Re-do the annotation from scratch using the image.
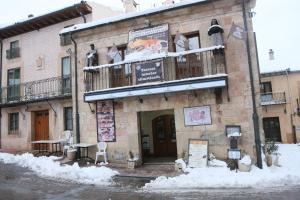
[144,144,300,190]
[0,153,118,185]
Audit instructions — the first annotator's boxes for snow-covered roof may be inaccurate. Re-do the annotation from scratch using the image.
[0,1,92,39]
[60,0,208,35]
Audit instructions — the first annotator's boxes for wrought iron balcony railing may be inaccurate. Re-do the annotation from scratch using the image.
[6,47,20,59]
[260,92,286,106]
[84,47,226,93]
[0,75,71,107]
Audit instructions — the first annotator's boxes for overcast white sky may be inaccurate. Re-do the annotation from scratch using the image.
[0,0,299,72]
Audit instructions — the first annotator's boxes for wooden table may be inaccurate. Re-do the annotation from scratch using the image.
[31,140,65,156]
[71,143,96,161]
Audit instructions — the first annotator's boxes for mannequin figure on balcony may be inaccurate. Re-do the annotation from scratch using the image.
[86,44,98,66]
[208,19,225,74]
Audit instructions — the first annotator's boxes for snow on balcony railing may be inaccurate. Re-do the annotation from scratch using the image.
[260,92,286,106]
[84,46,226,93]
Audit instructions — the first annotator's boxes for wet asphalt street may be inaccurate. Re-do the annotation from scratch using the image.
[0,163,300,200]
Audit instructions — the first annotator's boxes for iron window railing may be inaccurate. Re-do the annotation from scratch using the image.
[84,48,226,93]
[6,47,20,59]
[0,75,71,106]
[260,92,286,106]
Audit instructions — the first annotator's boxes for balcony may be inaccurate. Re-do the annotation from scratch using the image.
[84,46,228,102]
[6,47,20,59]
[0,76,71,107]
[260,92,286,106]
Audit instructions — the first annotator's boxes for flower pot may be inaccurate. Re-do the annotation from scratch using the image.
[266,154,273,167]
[127,160,137,169]
[238,162,251,172]
[67,149,77,161]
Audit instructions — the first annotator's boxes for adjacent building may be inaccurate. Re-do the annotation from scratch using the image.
[0,1,121,150]
[61,0,263,164]
[260,69,300,143]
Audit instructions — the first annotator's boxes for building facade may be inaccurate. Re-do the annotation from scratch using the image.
[0,2,121,150]
[260,69,300,143]
[61,0,263,164]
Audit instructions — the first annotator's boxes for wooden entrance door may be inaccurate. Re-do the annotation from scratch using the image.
[152,115,177,157]
[263,117,282,142]
[34,111,49,141]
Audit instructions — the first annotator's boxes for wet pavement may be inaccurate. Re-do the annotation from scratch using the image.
[1,163,300,200]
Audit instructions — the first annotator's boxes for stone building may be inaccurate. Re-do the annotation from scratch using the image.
[260,69,300,143]
[61,0,263,165]
[0,2,121,150]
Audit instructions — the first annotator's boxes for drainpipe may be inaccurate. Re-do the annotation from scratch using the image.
[285,69,295,143]
[0,39,2,149]
[242,0,263,169]
[70,34,80,144]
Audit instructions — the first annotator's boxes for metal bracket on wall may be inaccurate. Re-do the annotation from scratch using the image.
[163,93,168,101]
[138,97,143,104]
[25,105,29,112]
[20,110,26,120]
[193,90,197,98]
[47,100,57,117]
[88,102,95,114]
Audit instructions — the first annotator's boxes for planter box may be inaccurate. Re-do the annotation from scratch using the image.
[238,162,251,172]
[127,160,138,169]
[67,149,77,161]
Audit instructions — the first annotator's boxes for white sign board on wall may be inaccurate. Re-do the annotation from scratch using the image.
[188,139,208,168]
[184,106,212,126]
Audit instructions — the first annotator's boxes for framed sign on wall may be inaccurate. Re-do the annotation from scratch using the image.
[188,139,209,168]
[96,100,116,142]
[184,106,212,126]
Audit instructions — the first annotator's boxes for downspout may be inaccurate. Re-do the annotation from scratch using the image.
[0,39,2,149]
[285,69,295,143]
[242,0,263,169]
[70,34,80,144]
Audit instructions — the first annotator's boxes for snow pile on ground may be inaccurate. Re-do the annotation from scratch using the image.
[144,144,300,190]
[0,153,119,185]
[240,155,251,165]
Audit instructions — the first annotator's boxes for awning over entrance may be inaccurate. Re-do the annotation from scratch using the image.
[84,74,227,102]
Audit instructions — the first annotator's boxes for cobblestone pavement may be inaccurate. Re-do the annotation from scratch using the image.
[1,163,300,200]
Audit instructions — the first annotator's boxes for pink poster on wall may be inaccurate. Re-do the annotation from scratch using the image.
[97,100,116,142]
[184,106,212,126]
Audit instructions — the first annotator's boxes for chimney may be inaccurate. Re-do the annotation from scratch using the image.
[163,0,175,6]
[269,49,274,60]
[122,0,137,13]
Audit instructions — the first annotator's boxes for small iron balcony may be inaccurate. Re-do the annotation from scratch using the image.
[0,75,71,107]
[6,47,20,59]
[260,92,286,106]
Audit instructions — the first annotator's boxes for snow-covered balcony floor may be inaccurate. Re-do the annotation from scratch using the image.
[84,74,227,102]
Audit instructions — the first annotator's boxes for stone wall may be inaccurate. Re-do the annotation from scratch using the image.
[72,0,263,162]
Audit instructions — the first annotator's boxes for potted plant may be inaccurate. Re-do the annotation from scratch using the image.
[127,151,139,169]
[264,139,279,167]
[67,147,77,161]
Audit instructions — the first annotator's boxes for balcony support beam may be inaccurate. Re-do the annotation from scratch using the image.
[47,100,57,117]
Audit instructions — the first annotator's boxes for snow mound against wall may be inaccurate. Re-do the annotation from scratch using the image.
[0,153,119,185]
[144,144,300,190]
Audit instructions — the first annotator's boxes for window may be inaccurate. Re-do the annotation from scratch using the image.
[174,32,203,79]
[60,25,73,46]
[6,40,20,59]
[7,68,20,101]
[64,107,73,131]
[110,45,132,87]
[260,82,272,94]
[8,113,19,134]
[62,56,71,94]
